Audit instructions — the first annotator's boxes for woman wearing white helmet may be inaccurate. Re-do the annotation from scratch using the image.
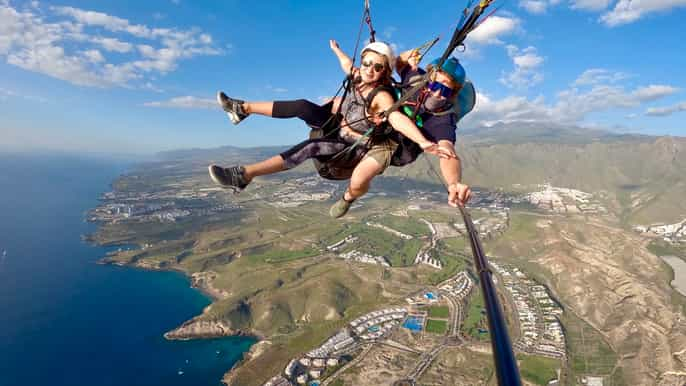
[210,40,453,218]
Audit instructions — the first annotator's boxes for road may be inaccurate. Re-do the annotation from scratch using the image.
[321,344,373,386]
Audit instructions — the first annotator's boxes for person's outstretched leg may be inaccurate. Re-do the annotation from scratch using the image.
[271,100,334,129]
[209,137,349,191]
[217,92,333,128]
[242,101,274,116]
[208,155,285,191]
[243,156,286,180]
[329,156,383,218]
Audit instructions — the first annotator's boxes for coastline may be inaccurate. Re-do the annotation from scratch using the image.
[3,154,260,386]
[98,255,261,338]
[97,254,264,383]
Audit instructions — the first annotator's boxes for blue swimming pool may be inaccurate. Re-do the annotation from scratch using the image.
[402,316,424,332]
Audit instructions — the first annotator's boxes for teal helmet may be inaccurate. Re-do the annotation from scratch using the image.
[429,57,466,85]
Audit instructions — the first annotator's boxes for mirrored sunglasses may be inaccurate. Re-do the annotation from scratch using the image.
[361,60,385,73]
[427,81,455,98]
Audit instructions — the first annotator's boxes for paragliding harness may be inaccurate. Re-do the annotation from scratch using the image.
[309,76,397,180]
[308,1,394,180]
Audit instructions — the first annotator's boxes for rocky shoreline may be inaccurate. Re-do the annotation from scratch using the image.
[164,316,250,340]
[222,340,273,386]
[96,249,263,384]
[98,256,258,338]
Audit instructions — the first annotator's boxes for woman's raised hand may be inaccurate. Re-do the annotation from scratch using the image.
[329,39,340,52]
[408,49,421,70]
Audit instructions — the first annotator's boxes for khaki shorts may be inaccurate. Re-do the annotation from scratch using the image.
[365,138,398,173]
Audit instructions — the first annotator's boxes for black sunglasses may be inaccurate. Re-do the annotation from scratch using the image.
[361,60,385,73]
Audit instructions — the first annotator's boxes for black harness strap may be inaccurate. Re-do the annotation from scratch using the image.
[364,0,376,42]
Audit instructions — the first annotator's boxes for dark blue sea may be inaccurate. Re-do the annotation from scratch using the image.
[0,153,255,386]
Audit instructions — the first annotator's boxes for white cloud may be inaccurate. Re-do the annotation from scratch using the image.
[265,85,288,93]
[571,0,613,11]
[382,26,397,40]
[632,84,679,101]
[52,7,123,32]
[0,86,47,102]
[645,101,686,116]
[573,69,630,86]
[463,70,679,128]
[0,87,15,99]
[513,51,543,68]
[0,1,222,88]
[143,96,215,109]
[464,92,553,127]
[519,0,561,14]
[601,0,686,26]
[517,0,684,27]
[142,82,164,93]
[499,45,544,89]
[520,0,547,13]
[82,49,104,63]
[91,37,132,53]
[466,16,519,45]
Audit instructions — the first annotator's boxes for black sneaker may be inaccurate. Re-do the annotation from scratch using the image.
[217,91,248,125]
[208,165,249,192]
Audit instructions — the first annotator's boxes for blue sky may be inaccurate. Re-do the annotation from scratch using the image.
[1,0,685,154]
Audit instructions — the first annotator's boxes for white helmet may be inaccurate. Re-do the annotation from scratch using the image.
[361,41,395,71]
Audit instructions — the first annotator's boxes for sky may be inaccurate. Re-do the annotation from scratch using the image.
[1,0,685,155]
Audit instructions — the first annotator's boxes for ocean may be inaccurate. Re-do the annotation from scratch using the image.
[0,153,254,386]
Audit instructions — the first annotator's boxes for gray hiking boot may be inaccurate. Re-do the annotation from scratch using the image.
[329,195,356,218]
[208,165,249,192]
[217,91,248,125]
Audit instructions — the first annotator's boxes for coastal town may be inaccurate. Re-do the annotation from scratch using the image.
[262,270,477,386]
[523,184,608,215]
[262,264,568,386]
[266,176,339,208]
[633,218,686,244]
[88,186,241,223]
[490,262,567,359]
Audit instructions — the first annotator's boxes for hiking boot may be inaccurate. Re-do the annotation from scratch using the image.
[217,91,248,125]
[208,165,249,192]
[329,195,356,218]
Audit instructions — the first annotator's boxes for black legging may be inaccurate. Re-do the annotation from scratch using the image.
[280,137,366,170]
[272,99,348,169]
[272,99,334,129]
